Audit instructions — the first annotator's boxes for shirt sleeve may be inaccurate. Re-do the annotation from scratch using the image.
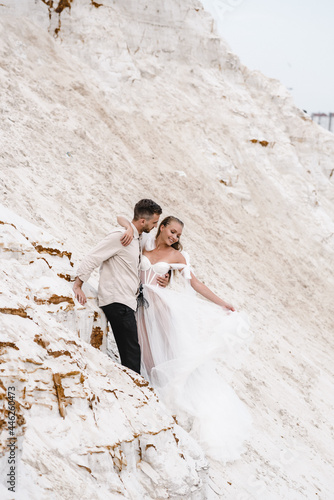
[76,230,123,283]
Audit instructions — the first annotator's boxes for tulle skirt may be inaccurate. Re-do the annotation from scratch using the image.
[136,282,252,463]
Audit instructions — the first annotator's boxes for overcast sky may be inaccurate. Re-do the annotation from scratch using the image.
[201,0,334,114]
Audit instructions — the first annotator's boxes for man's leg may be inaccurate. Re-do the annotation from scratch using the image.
[101,302,141,374]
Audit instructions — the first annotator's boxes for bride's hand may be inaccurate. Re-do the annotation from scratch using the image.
[223,302,235,312]
[120,227,134,246]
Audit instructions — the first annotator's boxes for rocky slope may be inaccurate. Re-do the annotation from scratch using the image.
[0,0,334,498]
[0,205,210,499]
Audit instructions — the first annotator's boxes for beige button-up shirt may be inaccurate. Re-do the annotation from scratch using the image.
[76,223,141,311]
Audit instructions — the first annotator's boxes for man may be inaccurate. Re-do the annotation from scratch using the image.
[73,199,163,374]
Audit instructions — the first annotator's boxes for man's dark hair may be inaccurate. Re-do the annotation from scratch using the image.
[133,199,162,220]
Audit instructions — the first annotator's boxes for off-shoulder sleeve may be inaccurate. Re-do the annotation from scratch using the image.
[180,250,192,280]
[142,233,155,251]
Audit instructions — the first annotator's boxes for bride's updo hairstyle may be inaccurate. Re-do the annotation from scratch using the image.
[156,216,184,251]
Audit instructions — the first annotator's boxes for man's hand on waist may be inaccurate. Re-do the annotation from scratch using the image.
[157,273,170,287]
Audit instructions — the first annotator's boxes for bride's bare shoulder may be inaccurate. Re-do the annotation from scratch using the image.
[170,248,187,264]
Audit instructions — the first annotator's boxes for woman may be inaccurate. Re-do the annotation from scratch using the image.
[118,215,252,463]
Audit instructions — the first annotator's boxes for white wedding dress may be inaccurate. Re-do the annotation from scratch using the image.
[136,249,252,463]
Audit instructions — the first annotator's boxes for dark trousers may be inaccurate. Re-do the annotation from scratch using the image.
[101,302,141,374]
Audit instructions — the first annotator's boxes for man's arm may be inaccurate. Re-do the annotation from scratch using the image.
[73,231,122,304]
[117,215,133,246]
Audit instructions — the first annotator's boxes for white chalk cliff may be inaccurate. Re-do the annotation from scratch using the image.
[0,0,333,498]
[0,204,211,499]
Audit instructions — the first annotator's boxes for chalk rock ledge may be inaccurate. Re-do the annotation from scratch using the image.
[0,206,209,499]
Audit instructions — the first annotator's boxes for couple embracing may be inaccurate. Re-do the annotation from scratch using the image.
[73,199,252,463]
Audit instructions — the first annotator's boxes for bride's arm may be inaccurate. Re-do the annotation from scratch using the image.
[177,250,235,311]
[117,216,133,246]
[190,272,235,311]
